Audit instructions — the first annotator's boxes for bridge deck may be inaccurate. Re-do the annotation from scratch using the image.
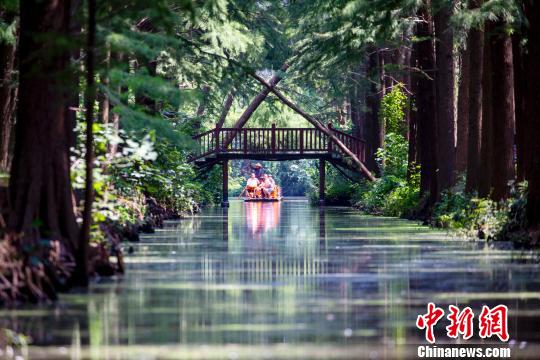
[190,125,366,167]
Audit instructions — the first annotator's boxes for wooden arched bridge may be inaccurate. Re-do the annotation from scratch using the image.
[189,123,370,206]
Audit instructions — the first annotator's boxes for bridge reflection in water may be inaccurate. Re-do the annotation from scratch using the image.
[3,199,540,359]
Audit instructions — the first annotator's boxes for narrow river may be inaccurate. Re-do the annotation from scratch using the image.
[3,199,540,359]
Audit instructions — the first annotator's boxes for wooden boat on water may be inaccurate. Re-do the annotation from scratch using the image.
[244,197,282,202]
[242,185,282,202]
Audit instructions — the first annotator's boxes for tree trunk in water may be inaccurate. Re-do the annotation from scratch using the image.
[513,36,527,182]
[433,1,456,194]
[465,7,484,194]
[9,0,79,255]
[75,0,96,286]
[0,17,16,172]
[478,24,493,198]
[523,0,540,229]
[456,44,470,173]
[413,4,438,204]
[490,24,515,201]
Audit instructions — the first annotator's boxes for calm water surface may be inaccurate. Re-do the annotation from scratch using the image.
[2,199,540,359]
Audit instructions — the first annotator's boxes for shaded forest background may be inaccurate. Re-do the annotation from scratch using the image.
[0,0,540,302]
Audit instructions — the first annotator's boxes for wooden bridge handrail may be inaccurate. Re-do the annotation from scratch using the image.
[189,125,366,165]
[330,128,366,144]
[192,128,214,140]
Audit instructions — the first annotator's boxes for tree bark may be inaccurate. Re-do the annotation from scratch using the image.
[456,43,470,173]
[407,49,418,179]
[490,23,515,201]
[465,5,484,194]
[413,4,438,204]
[523,0,540,228]
[216,92,235,128]
[75,0,96,286]
[9,0,79,253]
[433,0,456,194]
[365,49,383,173]
[513,35,527,182]
[478,23,493,198]
[0,11,17,172]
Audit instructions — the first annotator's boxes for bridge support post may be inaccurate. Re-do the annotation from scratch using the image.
[319,159,325,206]
[222,160,229,207]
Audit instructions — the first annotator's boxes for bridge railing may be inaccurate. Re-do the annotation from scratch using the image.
[191,124,365,162]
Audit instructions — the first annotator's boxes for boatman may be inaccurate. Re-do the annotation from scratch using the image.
[250,162,264,181]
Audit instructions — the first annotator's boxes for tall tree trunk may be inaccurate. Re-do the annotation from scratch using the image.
[407,50,418,179]
[490,23,515,201]
[465,3,484,194]
[478,23,493,198]
[365,49,383,173]
[433,0,456,194]
[9,0,79,254]
[413,4,438,204]
[524,0,540,229]
[99,47,111,124]
[513,35,527,182]
[0,11,17,172]
[76,0,96,286]
[456,44,470,173]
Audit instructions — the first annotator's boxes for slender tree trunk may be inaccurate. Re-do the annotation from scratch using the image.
[465,5,484,194]
[456,44,470,173]
[99,47,111,124]
[478,23,493,198]
[490,23,515,201]
[0,11,17,172]
[9,0,79,254]
[76,0,96,286]
[365,49,383,173]
[216,91,235,128]
[524,0,540,229]
[413,4,438,204]
[513,36,527,182]
[433,0,456,194]
[407,50,418,179]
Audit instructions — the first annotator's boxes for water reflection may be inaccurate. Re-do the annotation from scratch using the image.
[2,200,540,359]
[244,202,281,238]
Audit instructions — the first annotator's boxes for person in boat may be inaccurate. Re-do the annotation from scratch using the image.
[250,162,264,181]
[268,175,278,199]
[246,173,260,199]
[261,174,275,198]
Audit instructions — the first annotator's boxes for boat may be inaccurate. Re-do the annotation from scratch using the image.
[242,185,282,202]
[244,197,282,202]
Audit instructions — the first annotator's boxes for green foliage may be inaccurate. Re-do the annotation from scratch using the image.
[380,84,407,136]
[432,182,530,241]
[376,133,408,178]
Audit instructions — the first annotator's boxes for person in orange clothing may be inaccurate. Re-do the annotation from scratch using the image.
[245,173,260,199]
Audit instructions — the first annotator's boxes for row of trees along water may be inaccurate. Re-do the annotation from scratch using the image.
[0,0,539,303]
